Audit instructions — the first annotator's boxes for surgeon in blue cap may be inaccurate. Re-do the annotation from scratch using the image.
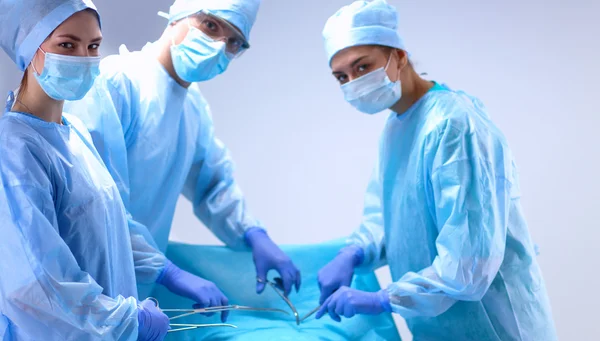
[65,0,301,318]
[0,0,170,340]
[315,1,558,340]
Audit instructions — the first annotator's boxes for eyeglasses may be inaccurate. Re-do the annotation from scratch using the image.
[187,10,250,58]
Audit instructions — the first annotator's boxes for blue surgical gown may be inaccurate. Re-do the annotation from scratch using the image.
[65,43,261,276]
[349,84,558,340]
[0,111,140,340]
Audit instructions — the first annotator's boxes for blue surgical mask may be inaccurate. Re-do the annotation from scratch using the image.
[33,48,100,101]
[171,21,231,83]
[341,54,401,115]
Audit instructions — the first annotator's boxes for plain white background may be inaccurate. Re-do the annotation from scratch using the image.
[1,0,599,339]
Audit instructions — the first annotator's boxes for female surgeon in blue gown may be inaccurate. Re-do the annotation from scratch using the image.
[0,1,169,339]
[315,1,558,340]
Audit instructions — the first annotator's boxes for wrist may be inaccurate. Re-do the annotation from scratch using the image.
[244,227,267,248]
[340,245,365,267]
[377,289,392,313]
[156,259,176,285]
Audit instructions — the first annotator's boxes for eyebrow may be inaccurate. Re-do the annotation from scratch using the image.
[332,56,369,75]
[56,34,103,43]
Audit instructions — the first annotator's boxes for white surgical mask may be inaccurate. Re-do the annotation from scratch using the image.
[341,53,401,115]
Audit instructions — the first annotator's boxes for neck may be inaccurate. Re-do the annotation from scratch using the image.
[390,71,433,115]
[13,72,64,124]
[156,33,191,89]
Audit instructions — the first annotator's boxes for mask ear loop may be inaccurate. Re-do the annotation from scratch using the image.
[384,50,402,83]
[31,48,46,76]
[170,17,193,47]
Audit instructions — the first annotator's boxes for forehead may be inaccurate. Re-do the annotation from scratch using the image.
[330,45,385,71]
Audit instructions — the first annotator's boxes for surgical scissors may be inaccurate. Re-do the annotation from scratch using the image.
[256,277,301,325]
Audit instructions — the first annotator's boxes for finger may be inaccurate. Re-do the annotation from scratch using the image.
[315,296,332,319]
[192,296,212,316]
[256,265,268,294]
[221,295,229,322]
[204,296,220,317]
[335,300,345,317]
[327,295,341,322]
[343,303,355,318]
[280,272,293,297]
[295,269,301,293]
[271,277,283,290]
[319,284,335,305]
[140,299,156,309]
[192,297,211,308]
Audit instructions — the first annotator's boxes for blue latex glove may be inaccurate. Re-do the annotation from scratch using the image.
[157,260,230,322]
[137,299,170,341]
[317,245,364,304]
[315,286,391,322]
[245,228,301,296]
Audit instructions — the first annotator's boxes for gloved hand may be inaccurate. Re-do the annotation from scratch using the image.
[137,299,170,341]
[245,228,301,296]
[157,260,230,322]
[317,245,364,304]
[315,286,391,322]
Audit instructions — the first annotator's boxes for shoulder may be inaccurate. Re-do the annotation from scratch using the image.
[99,45,155,91]
[0,115,53,185]
[423,89,506,144]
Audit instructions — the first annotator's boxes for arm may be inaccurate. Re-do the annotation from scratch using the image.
[182,91,300,296]
[348,163,387,272]
[66,73,167,284]
[0,145,138,340]
[182,95,261,250]
[385,124,510,318]
[317,164,385,304]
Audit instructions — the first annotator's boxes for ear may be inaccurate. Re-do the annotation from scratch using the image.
[394,49,408,71]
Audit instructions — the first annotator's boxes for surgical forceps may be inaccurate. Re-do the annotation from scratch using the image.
[162,305,290,321]
[299,306,320,323]
[149,297,288,333]
[168,323,237,333]
[256,277,302,325]
[146,298,238,333]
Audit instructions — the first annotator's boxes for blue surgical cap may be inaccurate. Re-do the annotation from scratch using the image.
[0,0,99,71]
[322,0,405,65]
[161,0,261,41]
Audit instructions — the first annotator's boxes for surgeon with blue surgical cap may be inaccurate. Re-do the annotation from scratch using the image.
[65,0,301,320]
[315,1,558,340]
[0,0,170,339]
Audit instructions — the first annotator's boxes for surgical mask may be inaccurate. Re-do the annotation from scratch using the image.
[171,19,231,83]
[341,53,401,115]
[33,48,100,101]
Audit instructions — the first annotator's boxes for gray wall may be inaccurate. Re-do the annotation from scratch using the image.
[1,0,598,339]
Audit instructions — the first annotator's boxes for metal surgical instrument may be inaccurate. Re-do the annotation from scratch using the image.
[146,298,241,333]
[299,305,320,323]
[162,305,290,321]
[257,277,301,325]
[168,323,237,333]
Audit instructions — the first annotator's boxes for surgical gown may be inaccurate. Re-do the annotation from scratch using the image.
[0,111,140,340]
[349,84,558,340]
[65,43,262,293]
